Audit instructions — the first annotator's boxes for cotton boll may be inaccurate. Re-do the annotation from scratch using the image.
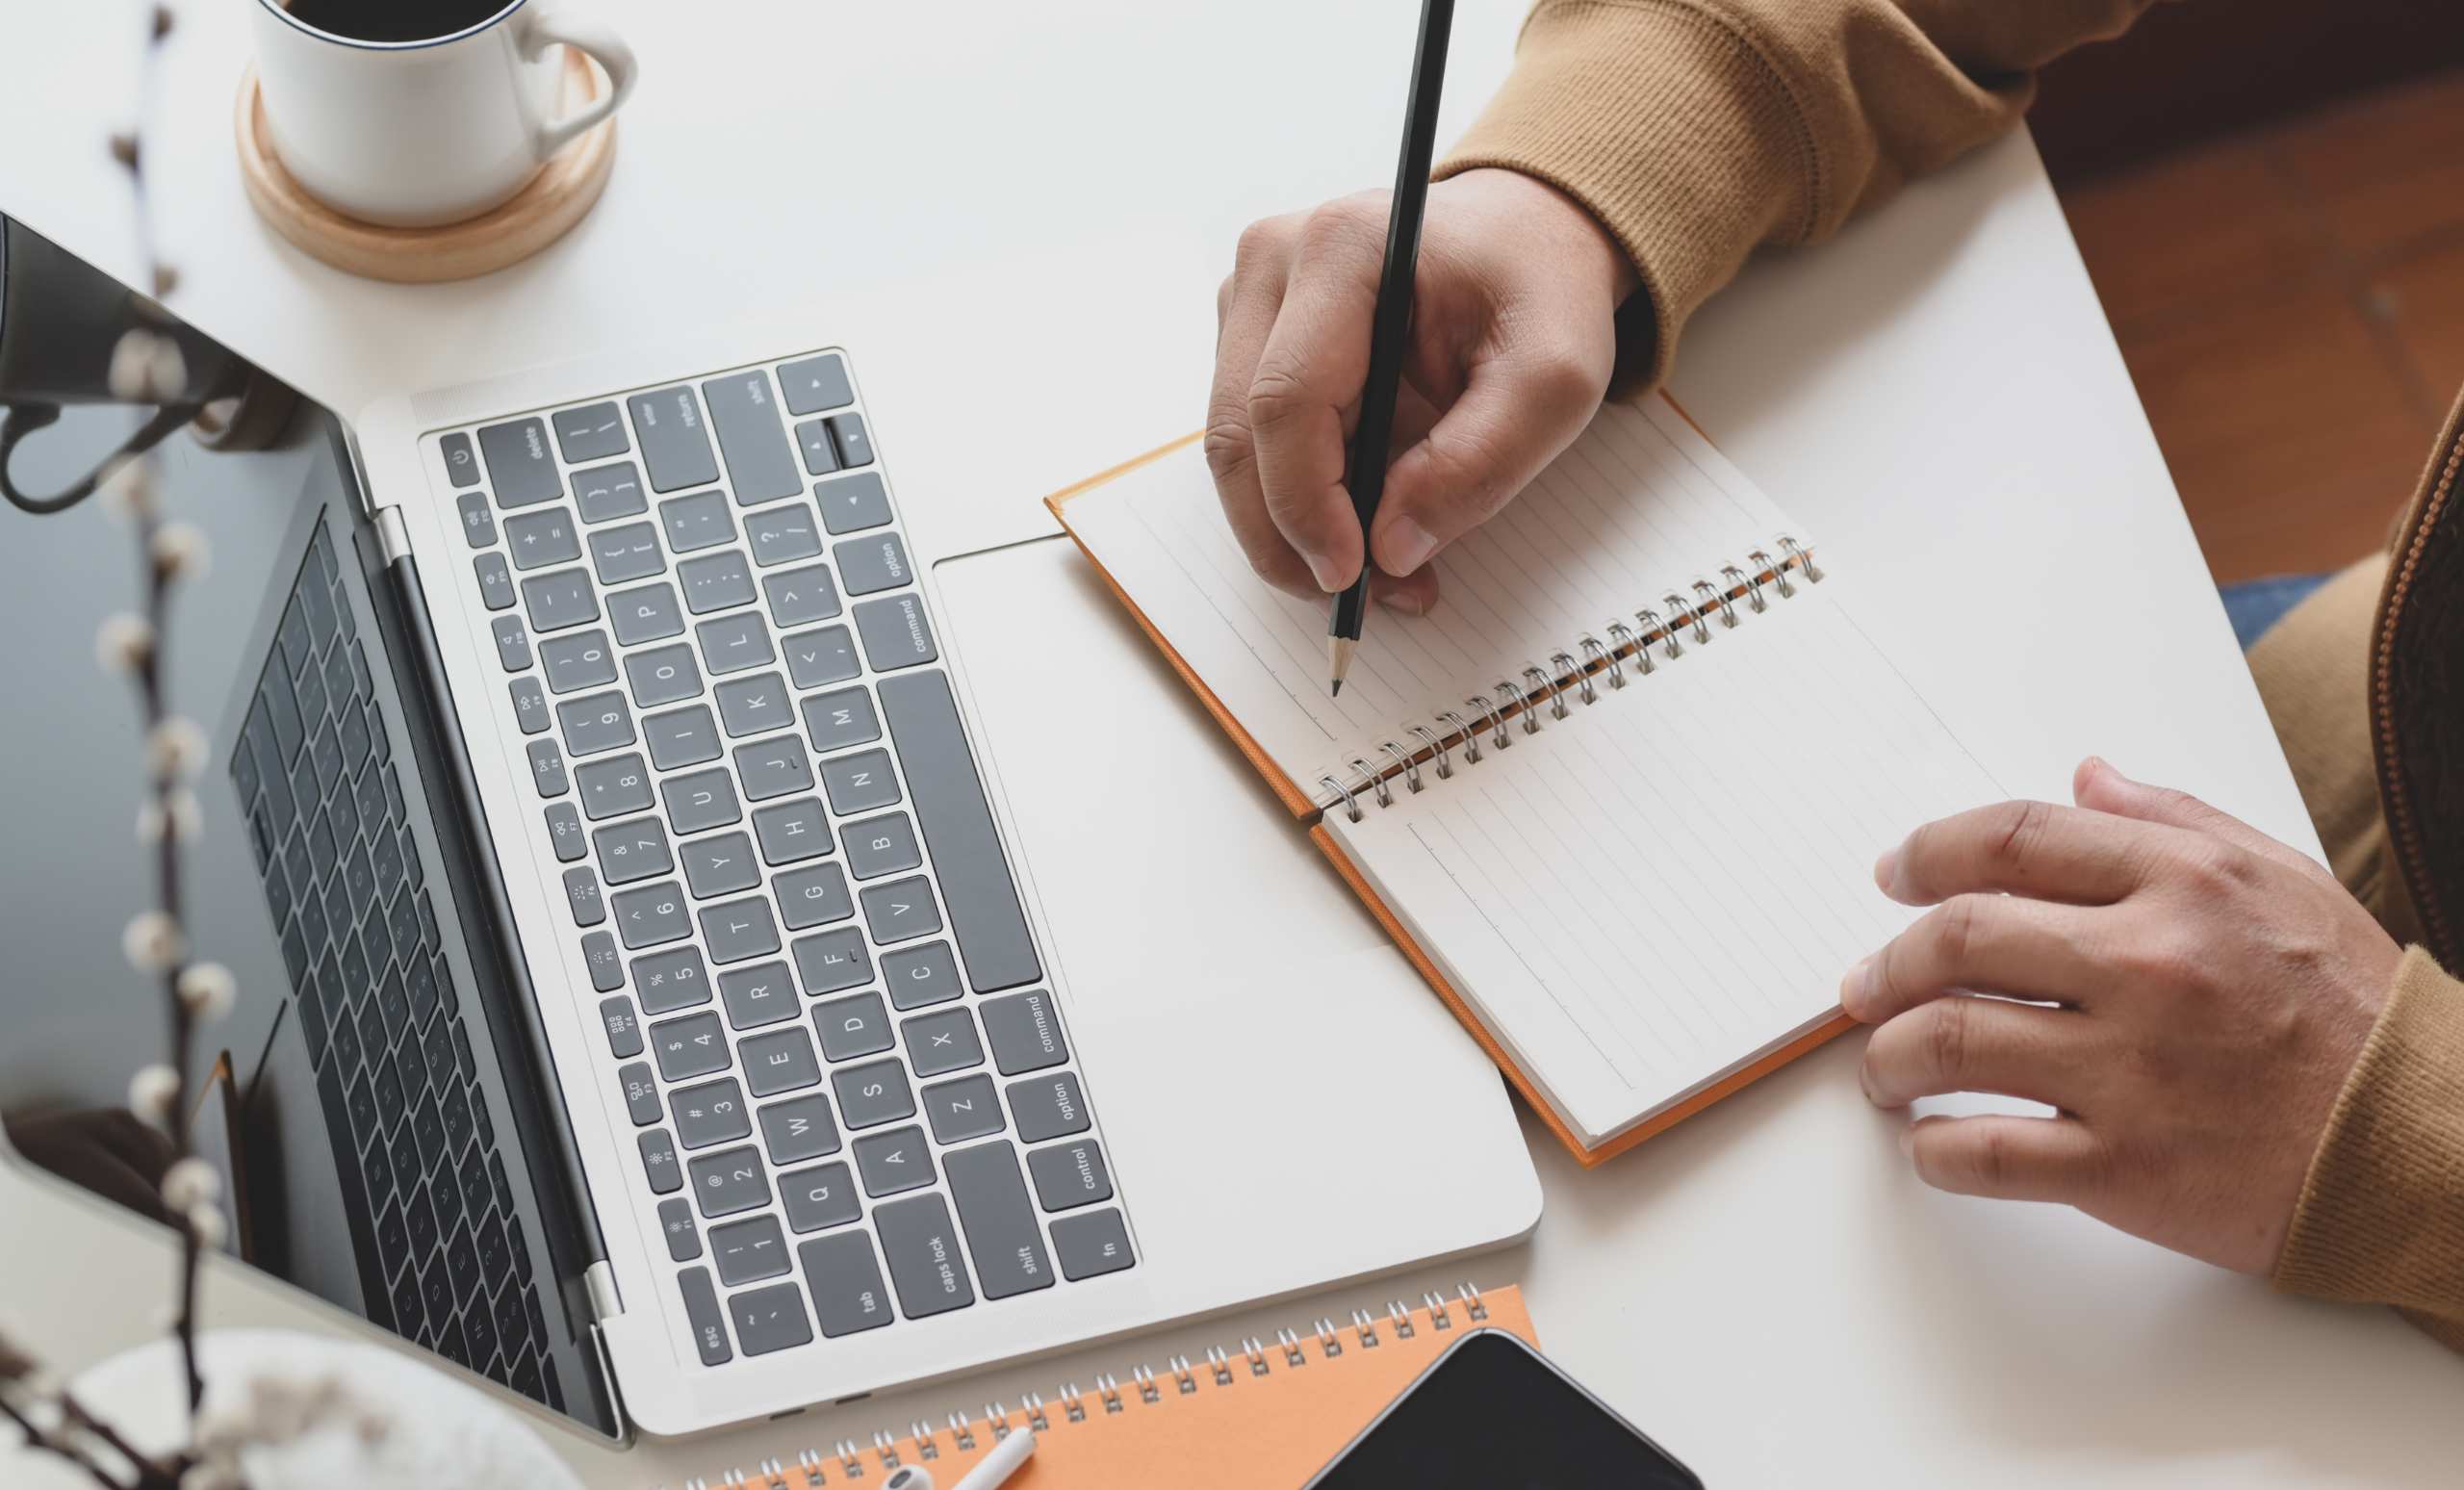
[177,962,238,1020]
[123,910,183,972]
[96,613,156,674]
[129,1064,180,1124]
[162,1156,221,1210]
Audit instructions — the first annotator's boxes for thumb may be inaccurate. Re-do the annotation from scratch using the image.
[2072,756,2315,872]
[1370,351,1600,578]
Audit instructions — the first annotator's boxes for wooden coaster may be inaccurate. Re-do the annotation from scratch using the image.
[235,47,616,283]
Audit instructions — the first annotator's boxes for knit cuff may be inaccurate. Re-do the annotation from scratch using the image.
[2273,946,2464,1348]
[1433,0,1816,393]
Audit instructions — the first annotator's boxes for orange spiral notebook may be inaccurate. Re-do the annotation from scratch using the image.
[1046,395,2003,1165]
[656,1284,1532,1489]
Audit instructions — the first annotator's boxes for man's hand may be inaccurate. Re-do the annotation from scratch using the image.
[1845,757,2401,1274]
[1207,168,1634,612]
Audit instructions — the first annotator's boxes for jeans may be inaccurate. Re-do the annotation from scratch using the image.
[2221,573,2332,652]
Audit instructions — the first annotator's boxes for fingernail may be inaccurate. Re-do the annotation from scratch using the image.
[1303,550,1348,593]
[1840,956,1873,1018]
[1375,588,1428,616]
[1380,517,1437,577]
[1897,1125,1917,1158]
[1872,845,1899,893]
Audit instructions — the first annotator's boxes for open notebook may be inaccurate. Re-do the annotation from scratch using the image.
[1050,397,2002,1163]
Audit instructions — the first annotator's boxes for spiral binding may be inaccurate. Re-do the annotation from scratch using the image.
[1314,535,1822,821]
[655,1284,1495,1490]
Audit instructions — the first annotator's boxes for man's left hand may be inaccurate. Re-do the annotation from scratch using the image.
[1844,757,2401,1273]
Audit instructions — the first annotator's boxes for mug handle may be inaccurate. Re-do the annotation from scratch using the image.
[0,399,196,517]
[517,4,640,160]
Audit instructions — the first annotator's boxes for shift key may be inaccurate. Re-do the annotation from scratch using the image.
[943,1141,1055,1299]
[626,386,720,493]
[702,372,803,505]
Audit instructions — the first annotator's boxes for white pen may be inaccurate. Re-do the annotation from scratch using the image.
[881,1426,1039,1490]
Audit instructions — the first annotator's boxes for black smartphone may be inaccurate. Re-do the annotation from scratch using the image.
[1304,1329,1703,1489]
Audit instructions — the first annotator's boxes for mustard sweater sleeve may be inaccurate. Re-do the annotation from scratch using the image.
[1434,0,2165,388]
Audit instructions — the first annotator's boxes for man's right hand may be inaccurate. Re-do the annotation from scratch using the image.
[1206,167,1635,613]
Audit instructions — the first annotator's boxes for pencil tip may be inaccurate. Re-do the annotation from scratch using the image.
[1326,636,1356,697]
[1329,679,1343,698]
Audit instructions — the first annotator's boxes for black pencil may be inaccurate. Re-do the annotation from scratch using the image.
[1328,0,1454,697]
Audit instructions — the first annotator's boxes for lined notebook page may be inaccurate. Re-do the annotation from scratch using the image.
[1060,396,1797,804]
[1327,582,2004,1144]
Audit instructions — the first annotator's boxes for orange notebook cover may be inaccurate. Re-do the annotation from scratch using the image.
[1042,425,1846,1168]
[663,1285,1533,1490]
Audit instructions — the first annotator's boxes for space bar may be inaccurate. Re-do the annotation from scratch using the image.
[877,670,1042,992]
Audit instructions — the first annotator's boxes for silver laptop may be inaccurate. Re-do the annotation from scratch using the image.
[0,215,1538,1440]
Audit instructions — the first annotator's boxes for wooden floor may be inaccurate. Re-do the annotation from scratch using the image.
[2057,69,2464,583]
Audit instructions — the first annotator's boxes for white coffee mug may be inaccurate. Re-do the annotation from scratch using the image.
[251,0,639,228]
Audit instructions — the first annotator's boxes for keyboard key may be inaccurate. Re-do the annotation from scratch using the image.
[441,431,483,488]
[702,371,803,506]
[790,924,869,993]
[562,867,605,927]
[680,829,761,898]
[761,564,840,627]
[504,507,581,570]
[794,418,840,476]
[779,353,853,416]
[639,1128,682,1193]
[520,568,600,632]
[695,612,775,676]
[778,865,857,934]
[831,1059,913,1130]
[659,1197,701,1261]
[843,811,920,879]
[854,594,938,671]
[812,991,892,1063]
[819,748,899,814]
[903,1007,984,1078]
[874,1193,972,1317]
[1028,1140,1113,1213]
[662,766,742,835]
[671,1077,753,1149]
[582,930,625,991]
[631,945,710,1014]
[539,629,620,694]
[759,1092,840,1165]
[491,615,533,673]
[678,1267,732,1363]
[608,581,685,645]
[656,488,734,553]
[591,815,673,885]
[710,1214,792,1286]
[558,689,637,757]
[1050,1208,1133,1281]
[687,1143,769,1219]
[753,797,833,864]
[946,1141,1056,1297]
[679,552,757,617]
[552,401,629,463]
[880,672,1041,991]
[853,1124,935,1198]
[618,1062,661,1126]
[612,881,692,950]
[719,960,799,1029]
[574,460,649,523]
[587,521,664,585]
[732,736,813,802]
[716,672,794,738]
[746,502,823,567]
[860,875,940,944]
[474,552,516,610]
[740,1025,822,1097]
[1007,1071,1090,1144]
[834,531,912,595]
[827,413,873,468]
[815,472,892,535]
[575,752,655,820]
[645,705,723,772]
[923,1074,1005,1144]
[882,940,962,1011]
[526,738,568,798]
[624,642,703,708]
[783,625,860,690]
[798,1230,892,1338]
[781,1161,860,1233]
[511,678,553,736]
[801,685,881,755]
[981,990,1067,1076]
[598,996,643,1058]
[627,386,721,494]
[478,418,559,508]
[697,894,781,964]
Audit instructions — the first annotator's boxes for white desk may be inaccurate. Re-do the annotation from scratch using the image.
[5,3,2457,1485]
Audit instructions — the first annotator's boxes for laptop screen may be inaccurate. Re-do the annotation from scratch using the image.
[0,217,612,1436]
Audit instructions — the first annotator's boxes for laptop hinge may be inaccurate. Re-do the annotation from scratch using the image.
[372,503,412,564]
[585,1259,625,1321]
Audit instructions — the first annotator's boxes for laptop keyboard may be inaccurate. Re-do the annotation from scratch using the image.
[231,523,562,1412]
[441,349,1133,1367]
